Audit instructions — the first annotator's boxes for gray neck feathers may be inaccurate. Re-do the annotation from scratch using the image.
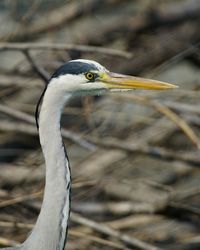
[23,85,71,250]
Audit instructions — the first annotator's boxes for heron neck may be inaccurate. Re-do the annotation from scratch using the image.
[24,86,71,250]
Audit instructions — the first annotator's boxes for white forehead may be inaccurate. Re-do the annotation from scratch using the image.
[70,59,108,72]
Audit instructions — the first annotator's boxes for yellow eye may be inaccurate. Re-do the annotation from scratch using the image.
[85,72,95,81]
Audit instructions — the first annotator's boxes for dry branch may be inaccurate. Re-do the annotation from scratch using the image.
[113,94,200,149]
[1,0,124,42]
[0,221,128,250]
[69,230,129,250]
[0,191,42,208]
[89,136,200,166]
[120,23,200,75]
[23,50,50,83]
[71,212,162,250]
[163,100,200,116]
[0,74,42,87]
[73,201,161,216]
[0,42,131,59]
[0,105,95,150]
[1,119,200,166]
[0,1,200,247]
[0,194,160,249]
[0,237,19,248]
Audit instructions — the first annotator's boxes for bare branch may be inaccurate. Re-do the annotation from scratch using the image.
[71,212,162,250]
[89,136,200,166]
[0,105,96,151]
[23,50,49,84]
[113,94,200,149]
[0,42,132,59]
[0,237,19,248]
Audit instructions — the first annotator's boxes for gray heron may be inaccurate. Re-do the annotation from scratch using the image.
[1,59,177,250]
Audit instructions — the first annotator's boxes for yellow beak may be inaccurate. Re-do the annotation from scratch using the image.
[101,72,178,90]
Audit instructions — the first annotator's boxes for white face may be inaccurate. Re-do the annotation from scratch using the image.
[49,59,110,95]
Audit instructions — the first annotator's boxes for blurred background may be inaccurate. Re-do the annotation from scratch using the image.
[0,0,200,249]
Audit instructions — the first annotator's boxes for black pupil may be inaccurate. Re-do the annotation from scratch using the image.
[88,73,93,79]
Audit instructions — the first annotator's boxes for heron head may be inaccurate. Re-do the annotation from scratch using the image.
[49,59,177,95]
[36,59,178,128]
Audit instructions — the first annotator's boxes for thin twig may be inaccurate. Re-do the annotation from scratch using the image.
[72,201,164,215]
[168,201,200,216]
[163,100,200,115]
[0,42,132,58]
[0,221,128,250]
[0,104,35,123]
[113,94,200,149]
[0,119,200,166]
[0,196,160,249]
[23,50,49,83]
[69,230,129,250]
[89,136,200,166]
[71,212,162,250]
[149,42,200,77]
[0,191,43,208]
[0,105,96,151]
[0,237,19,247]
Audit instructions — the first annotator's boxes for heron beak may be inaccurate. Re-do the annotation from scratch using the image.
[100,72,178,90]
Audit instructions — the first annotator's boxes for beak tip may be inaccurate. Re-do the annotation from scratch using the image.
[169,84,179,89]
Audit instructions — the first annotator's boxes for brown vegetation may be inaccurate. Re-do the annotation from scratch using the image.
[0,0,200,249]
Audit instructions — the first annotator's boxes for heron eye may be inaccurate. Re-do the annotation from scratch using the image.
[85,72,95,81]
